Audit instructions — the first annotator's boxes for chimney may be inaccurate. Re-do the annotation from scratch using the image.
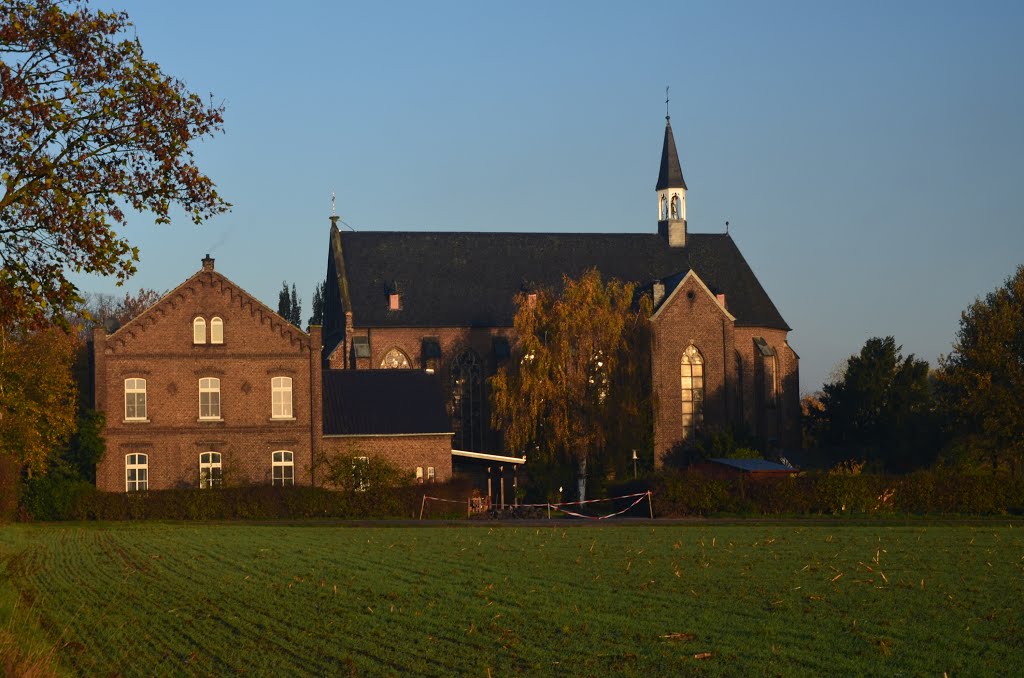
[388,281,401,311]
[716,293,727,309]
[201,254,215,271]
[652,281,666,307]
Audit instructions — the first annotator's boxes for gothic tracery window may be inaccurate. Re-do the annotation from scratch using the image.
[681,345,704,441]
[380,348,411,369]
[451,350,483,451]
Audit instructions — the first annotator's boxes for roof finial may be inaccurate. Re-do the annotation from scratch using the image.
[665,85,670,121]
[329,192,340,226]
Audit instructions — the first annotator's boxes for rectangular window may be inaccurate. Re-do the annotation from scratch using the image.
[427,467,435,482]
[199,452,222,488]
[353,456,369,492]
[199,377,221,419]
[416,466,424,484]
[272,450,294,486]
[352,336,371,359]
[271,376,293,418]
[126,453,148,492]
[124,378,147,421]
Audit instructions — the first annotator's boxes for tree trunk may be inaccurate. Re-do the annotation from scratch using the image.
[577,456,587,502]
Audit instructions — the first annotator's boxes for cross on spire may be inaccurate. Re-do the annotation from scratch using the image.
[665,85,670,120]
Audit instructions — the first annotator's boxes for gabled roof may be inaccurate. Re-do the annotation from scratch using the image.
[656,118,687,191]
[332,227,789,331]
[322,370,450,435]
[105,259,309,350]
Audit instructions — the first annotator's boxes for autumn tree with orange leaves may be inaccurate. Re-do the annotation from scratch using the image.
[0,0,228,328]
[490,269,651,501]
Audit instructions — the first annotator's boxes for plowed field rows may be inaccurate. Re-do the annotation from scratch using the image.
[1,523,1022,676]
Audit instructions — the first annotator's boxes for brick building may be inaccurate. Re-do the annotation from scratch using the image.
[322,116,800,467]
[93,256,452,492]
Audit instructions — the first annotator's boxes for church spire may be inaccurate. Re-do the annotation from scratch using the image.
[656,99,687,247]
[656,116,687,192]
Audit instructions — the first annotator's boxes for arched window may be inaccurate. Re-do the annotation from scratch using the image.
[125,453,148,492]
[199,377,221,419]
[380,348,411,369]
[451,349,483,451]
[124,378,147,421]
[734,350,745,422]
[193,317,206,344]
[681,345,704,441]
[271,376,292,418]
[210,317,224,344]
[199,452,222,488]
[272,450,294,486]
[765,354,779,409]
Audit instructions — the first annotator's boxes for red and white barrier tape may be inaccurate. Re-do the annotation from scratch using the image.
[518,491,650,509]
[549,493,649,520]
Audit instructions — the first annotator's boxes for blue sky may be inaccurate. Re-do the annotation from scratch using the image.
[77,0,1024,392]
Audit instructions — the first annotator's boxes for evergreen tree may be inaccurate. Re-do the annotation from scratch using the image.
[277,281,290,321]
[290,284,302,327]
[309,280,325,327]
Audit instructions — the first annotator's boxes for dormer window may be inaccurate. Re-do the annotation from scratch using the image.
[193,317,206,344]
[422,337,441,374]
[210,317,223,344]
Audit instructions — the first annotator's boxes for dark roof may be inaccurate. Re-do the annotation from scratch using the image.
[334,229,789,331]
[322,370,450,435]
[656,118,687,191]
[708,458,799,473]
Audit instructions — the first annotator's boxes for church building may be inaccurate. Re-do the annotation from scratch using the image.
[322,115,801,467]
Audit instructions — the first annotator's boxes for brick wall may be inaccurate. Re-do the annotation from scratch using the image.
[93,263,321,492]
[320,434,452,484]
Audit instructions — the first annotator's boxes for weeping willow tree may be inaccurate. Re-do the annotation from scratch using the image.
[490,269,652,500]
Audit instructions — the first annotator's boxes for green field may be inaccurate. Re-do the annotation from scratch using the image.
[1,522,1022,676]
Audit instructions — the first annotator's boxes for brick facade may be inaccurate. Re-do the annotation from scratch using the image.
[649,271,800,465]
[320,434,453,484]
[94,258,322,492]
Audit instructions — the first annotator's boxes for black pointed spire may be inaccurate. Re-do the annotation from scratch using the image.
[656,117,687,191]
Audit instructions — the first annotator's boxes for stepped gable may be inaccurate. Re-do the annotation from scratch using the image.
[322,370,450,435]
[335,230,789,330]
[103,266,311,353]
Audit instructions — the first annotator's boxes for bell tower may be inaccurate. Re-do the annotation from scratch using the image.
[657,95,687,247]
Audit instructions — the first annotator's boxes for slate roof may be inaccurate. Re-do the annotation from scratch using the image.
[656,118,687,191]
[322,370,450,435]
[334,229,790,331]
[708,458,799,473]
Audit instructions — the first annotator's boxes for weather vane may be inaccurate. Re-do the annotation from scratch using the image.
[331,191,336,216]
[666,85,670,119]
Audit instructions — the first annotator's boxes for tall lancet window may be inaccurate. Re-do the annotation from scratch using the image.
[681,345,704,441]
[451,350,483,451]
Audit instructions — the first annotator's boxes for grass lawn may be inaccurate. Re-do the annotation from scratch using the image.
[1,521,1022,676]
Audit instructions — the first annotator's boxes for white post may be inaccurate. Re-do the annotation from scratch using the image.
[499,465,505,509]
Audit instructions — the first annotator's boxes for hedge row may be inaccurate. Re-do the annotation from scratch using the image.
[18,478,476,522]
[629,470,1024,517]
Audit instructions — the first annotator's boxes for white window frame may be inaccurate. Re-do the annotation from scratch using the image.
[681,345,705,441]
[427,466,435,483]
[272,450,294,486]
[416,466,424,484]
[199,377,221,420]
[125,453,148,492]
[353,456,370,492]
[210,316,224,344]
[124,378,147,421]
[193,317,206,344]
[271,376,293,419]
[199,451,222,489]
